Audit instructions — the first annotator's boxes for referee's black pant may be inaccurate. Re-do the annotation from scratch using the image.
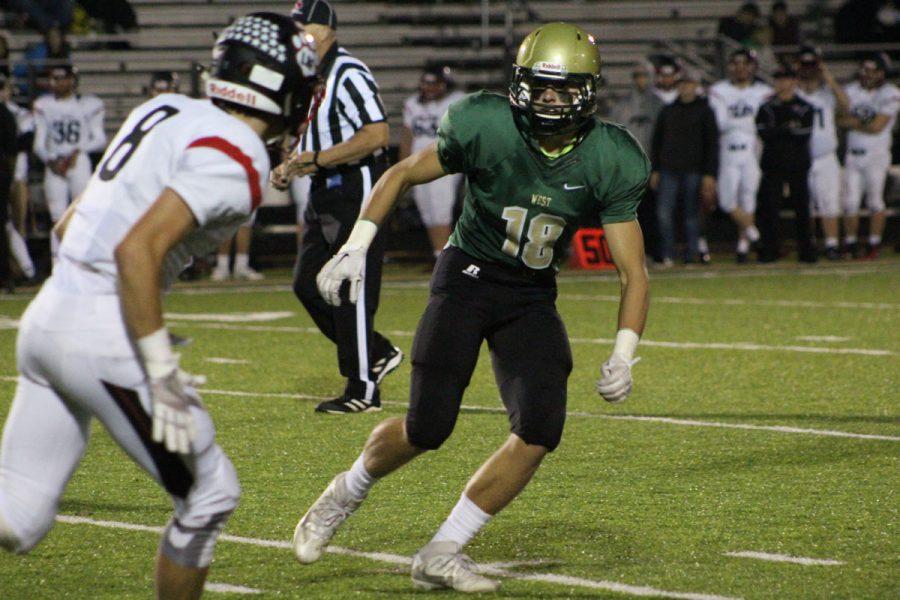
[757,169,816,262]
[292,161,394,401]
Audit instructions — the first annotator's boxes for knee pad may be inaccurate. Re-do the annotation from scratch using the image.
[162,451,240,568]
[405,411,454,451]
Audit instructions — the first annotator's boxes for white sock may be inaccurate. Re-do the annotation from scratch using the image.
[869,234,881,246]
[746,225,760,242]
[234,253,249,271]
[6,223,35,278]
[845,235,857,245]
[697,237,709,254]
[825,237,838,249]
[736,237,750,254]
[215,254,229,271]
[430,493,492,548]
[433,249,441,259]
[344,453,376,501]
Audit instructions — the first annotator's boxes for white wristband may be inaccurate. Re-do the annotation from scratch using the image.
[612,328,640,361]
[136,328,177,380]
[342,219,378,251]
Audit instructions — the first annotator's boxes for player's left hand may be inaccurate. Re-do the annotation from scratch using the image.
[150,370,201,454]
[596,354,639,403]
[316,246,366,306]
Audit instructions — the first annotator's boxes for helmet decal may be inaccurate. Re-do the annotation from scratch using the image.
[217,15,288,64]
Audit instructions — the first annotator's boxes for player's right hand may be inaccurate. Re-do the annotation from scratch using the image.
[270,160,293,191]
[150,370,199,454]
[316,246,366,306]
[595,354,638,403]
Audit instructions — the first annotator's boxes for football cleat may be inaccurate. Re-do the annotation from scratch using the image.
[292,472,364,564]
[699,251,712,265]
[371,345,403,384]
[211,266,230,282]
[411,541,501,593]
[736,251,748,264]
[233,266,265,281]
[315,395,381,414]
[823,246,841,261]
[843,241,859,260]
[863,243,880,260]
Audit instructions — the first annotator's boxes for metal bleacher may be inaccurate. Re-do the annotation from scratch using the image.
[3,0,849,144]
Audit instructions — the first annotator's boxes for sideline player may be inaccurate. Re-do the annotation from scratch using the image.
[292,23,649,592]
[838,53,900,259]
[33,63,105,229]
[708,49,772,262]
[796,46,850,261]
[0,13,319,598]
[0,75,36,280]
[399,65,465,258]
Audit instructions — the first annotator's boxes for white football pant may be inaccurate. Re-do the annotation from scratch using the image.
[0,273,240,559]
[43,151,91,223]
[413,173,462,228]
[843,150,890,214]
[717,151,761,214]
[808,153,842,219]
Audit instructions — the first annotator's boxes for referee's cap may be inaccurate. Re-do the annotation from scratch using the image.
[292,0,337,31]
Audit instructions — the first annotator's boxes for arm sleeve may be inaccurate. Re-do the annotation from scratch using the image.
[597,130,651,225]
[166,137,266,227]
[702,106,719,176]
[876,89,900,118]
[337,69,387,127]
[32,105,51,163]
[83,99,107,153]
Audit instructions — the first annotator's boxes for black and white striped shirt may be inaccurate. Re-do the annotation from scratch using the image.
[301,45,387,154]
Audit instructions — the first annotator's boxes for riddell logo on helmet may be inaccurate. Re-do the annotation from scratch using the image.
[209,82,257,107]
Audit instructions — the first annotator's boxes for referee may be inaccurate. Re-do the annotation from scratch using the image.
[275,0,402,413]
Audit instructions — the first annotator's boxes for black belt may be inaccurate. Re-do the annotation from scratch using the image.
[728,144,748,151]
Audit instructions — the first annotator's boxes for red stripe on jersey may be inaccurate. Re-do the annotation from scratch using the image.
[187,136,262,210]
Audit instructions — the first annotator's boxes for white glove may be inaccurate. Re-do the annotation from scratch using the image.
[596,354,639,403]
[150,370,201,454]
[316,246,366,306]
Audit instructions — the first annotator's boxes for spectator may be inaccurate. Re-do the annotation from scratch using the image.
[651,57,680,104]
[708,48,772,262]
[718,2,762,46]
[796,46,850,260]
[75,0,138,33]
[9,0,73,33]
[0,33,10,78]
[611,61,665,263]
[399,65,465,259]
[0,83,15,292]
[649,68,718,265]
[755,66,817,263]
[0,75,36,281]
[14,25,71,94]
[837,53,900,259]
[768,1,802,47]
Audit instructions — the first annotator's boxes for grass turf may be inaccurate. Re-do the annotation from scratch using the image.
[0,257,897,598]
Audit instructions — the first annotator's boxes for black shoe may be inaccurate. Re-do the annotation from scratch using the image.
[823,247,841,261]
[843,241,859,259]
[799,252,818,264]
[699,252,712,265]
[315,395,382,414]
[371,345,403,384]
[863,243,880,260]
[736,251,748,264]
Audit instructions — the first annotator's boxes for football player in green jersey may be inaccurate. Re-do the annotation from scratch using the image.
[293,23,650,592]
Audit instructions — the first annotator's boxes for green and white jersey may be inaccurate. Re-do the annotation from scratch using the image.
[436,91,649,272]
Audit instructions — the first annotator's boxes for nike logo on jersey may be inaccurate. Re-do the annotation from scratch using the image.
[462,264,481,279]
[563,183,585,191]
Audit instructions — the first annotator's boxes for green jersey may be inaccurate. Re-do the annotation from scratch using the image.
[436,91,649,272]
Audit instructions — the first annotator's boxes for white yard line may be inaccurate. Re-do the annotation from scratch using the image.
[724,551,845,566]
[796,336,851,342]
[205,357,252,365]
[1,376,895,442]
[165,321,896,357]
[205,582,263,594]
[54,515,739,600]
[164,311,294,322]
[555,294,900,311]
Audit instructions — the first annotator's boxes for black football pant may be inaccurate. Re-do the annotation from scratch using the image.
[757,170,816,262]
[406,247,573,452]
[292,162,394,401]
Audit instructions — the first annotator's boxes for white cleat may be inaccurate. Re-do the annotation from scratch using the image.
[292,472,363,564]
[233,266,264,281]
[411,541,501,593]
[210,267,230,282]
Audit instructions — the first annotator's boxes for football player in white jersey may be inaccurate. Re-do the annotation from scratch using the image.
[796,47,850,261]
[837,53,900,259]
[0,13,319,598]
[708,48,773,262]
[33,64,106,229]
[400,65,465,258]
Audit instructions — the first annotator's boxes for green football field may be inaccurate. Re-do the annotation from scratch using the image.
[0,257,897,599]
